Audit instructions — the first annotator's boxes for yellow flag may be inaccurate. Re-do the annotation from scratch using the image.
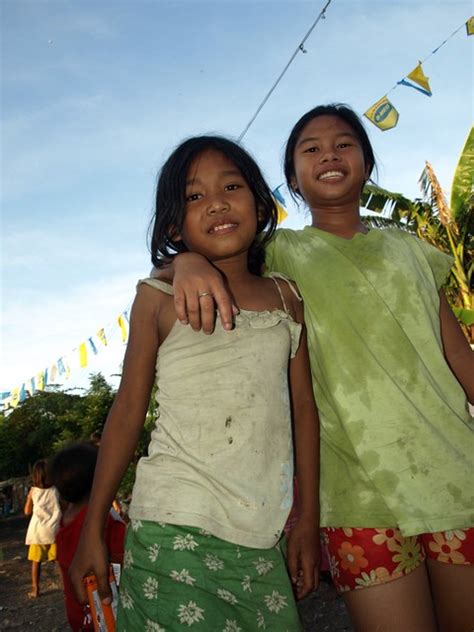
[407,62,432,95]
[364,96,399,131]
[118,314,128,343]
[467,17,474,36]
[275,200,288,224]
[10,388,20,408]
[97,327,108,346]
[36,371,45,391]
[79,342,88,368]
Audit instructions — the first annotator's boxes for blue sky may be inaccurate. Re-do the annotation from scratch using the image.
[1,0,472,394]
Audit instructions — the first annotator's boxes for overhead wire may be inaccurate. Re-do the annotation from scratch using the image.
[237,0,333,142]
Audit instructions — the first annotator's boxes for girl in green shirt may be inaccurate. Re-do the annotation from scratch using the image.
[169,106,474,631]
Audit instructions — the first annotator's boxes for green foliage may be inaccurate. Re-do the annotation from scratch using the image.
[0,373,158,507]
[0,374,115,479]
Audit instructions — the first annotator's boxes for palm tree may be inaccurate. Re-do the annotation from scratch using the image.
[361,127,473,342]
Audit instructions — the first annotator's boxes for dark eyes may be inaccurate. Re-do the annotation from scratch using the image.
[303,143,352,154]
[186,193,202,202]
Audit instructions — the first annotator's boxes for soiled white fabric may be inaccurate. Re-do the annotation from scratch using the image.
[25,487,61,545]
[129,277,302,548]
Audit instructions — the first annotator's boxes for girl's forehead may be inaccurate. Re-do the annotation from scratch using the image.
[186,148,242,184]
[298,115,357,141]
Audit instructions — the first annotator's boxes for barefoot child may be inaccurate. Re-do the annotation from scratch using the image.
[24,459,61,598]
[168,105,474,631]
[70,136,320,630]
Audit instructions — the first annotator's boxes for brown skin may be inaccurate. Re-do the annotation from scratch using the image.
[163,115,474,629]
[24,490,41,598]
[69,150,320,605]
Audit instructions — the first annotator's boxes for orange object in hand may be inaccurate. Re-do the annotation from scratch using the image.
[84,565,118,632]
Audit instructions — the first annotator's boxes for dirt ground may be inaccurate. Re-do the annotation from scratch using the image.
[0,514,353,631]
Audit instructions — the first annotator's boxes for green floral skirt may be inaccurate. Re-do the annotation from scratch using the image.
[117,520,302,631]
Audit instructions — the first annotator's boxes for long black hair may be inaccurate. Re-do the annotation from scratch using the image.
[149,135,278,275]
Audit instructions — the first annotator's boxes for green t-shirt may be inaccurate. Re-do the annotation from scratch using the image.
[266,226,474,535]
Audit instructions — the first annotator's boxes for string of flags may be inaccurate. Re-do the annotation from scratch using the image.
[364,17,472,131]
[0,309,131,412]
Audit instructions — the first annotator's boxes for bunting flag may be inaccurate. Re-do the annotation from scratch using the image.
[49,363,58,384]
[398,62,432,96]
[117,312,129,343]
[26,377,36,396]
[36,371,45,391]
[467,17,474,36]
[97,327,108,346]
[271,186,288,224]
[79,342,88,368]
[88,337,98,355]
[364,96,399,131]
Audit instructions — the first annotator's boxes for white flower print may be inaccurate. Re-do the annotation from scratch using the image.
[143,576,159,600]
[445,529,467,541]
[241,575,252,592]
[223,620,241,632]
[254,557,274,576]
[131,519,143,532]
[354,570,379,588]
[120,588,134,610]
[256,610,266,629]
[173,533,199,551]
[204,553,224,571]
[123,548,134,570]
[217,589,238,605]
[235,546,242,559]
[177,601,205,626]
[145,621,165,632]
[264,590,288,613]
[158,522,167,528]
[170,568,196,586]
[148,543,161,562]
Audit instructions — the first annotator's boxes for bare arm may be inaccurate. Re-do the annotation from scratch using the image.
[286,296,320,600]
[24,489,33,516]
[439,289,474,403]
[153,253,236,334]
[69,285,161,604]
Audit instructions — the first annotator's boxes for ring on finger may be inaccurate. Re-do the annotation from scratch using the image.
[198,292,213,298]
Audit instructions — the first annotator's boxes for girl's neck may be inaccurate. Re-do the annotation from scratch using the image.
[213,254,255,288]
[310,205,367,239]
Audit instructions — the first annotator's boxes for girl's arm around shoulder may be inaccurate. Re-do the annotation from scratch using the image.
[24,489,33,515]
[439,289,474,403]
[287,293,321,599]
[69,283,164,605]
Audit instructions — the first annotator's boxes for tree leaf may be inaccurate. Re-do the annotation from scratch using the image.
[450,127,474,220]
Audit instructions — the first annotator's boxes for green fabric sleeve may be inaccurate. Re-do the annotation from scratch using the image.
[415,238,454,288]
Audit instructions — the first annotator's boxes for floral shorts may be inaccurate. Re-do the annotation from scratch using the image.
[321,526,474,593]
[117,521,302,631]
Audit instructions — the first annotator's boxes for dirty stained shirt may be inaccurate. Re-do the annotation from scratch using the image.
[266,227,474,535]
[129,278,302,548]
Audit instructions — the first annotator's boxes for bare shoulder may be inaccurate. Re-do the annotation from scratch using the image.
[134,280,177,341]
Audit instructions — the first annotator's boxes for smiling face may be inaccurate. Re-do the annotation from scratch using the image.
[176,148,258,265]
[290,115,368,210]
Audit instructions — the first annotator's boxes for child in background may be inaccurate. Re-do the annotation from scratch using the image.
[24,459,61,598]
[69,135,320,631]
[168,105,474,631]
[51,442,125,631]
